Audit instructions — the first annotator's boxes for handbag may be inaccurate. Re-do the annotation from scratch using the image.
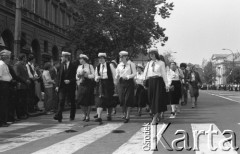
[143,62,150,88]
[169,85,175,92]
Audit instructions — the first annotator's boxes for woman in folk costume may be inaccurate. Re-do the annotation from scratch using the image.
[115,51,136,123]
[168,62,184,118]
[134,64,148,116]
[94,53,116,124]
[143,48,169,124]
[76,54,95,122]
[188,65,202,108]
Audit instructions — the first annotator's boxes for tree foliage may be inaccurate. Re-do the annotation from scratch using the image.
[68,0,174,61]
[203,61,216,84]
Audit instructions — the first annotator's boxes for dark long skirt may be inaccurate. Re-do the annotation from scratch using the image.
[134,84,147,108]
[118,78,134,107]
[189,83,199,98]
[95,79,115,108]
[170,80,182,105]
[148,77,167,114]
[77,78,95,106]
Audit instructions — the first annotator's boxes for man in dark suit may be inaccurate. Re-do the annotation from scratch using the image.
[180,63,189,105]
[54,51,77,122]
[8,61,27,122]
[14,53,31,119]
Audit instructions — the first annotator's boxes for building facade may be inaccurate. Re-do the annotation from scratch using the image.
[211,53,240,85]
[0,0,79,65]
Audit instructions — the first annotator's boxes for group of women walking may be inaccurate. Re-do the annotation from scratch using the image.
[74,48,201,125]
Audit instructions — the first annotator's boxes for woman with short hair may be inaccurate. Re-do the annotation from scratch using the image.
[168,62,184,118]
[76,54,95,122]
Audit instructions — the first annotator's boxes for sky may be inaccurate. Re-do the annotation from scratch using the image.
[155,0,240,66]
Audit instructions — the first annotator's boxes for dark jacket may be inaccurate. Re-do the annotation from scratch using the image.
[188,71,201,88]
[56,62,77,90]
[182,69,189,85]
[8,64,26,84]
[14,61,29,89]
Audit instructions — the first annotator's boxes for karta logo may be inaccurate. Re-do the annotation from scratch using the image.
[142,123,239,151]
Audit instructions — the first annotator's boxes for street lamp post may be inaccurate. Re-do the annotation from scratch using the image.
[222,48,235,83]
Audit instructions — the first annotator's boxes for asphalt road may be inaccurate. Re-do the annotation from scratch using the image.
[1,91,240,154]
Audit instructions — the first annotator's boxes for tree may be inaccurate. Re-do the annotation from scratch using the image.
[68,0,174,61]
[203,61,216,84]
[162,51,175,66]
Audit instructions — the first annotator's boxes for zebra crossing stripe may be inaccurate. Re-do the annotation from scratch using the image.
[0,124,74,152]
[112,124,163,154]
[32,123,123,154]
[191,123,237,154]
[0,122,40,134]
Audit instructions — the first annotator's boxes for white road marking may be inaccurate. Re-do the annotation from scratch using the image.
[191,123,237,154]
[0,124,74,152]
[209,93,240,103]
[32,123,123,154]
[0,122,40,134]
[112,124,163,154]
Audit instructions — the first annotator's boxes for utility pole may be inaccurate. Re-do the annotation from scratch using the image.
[14,0,22,58]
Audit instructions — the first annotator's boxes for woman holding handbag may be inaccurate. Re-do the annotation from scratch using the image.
[168,62,184,118]
[143,48,169,125]
[76,54,95,122]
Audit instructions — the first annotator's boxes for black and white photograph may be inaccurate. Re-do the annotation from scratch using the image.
[0,0,240,153]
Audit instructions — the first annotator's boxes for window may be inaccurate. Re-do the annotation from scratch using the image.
[52,5,55,23]
[55,6,58,24]
[62,11,65,27]
[45,0,49,19]
[31,0,38,13]
[66,15,70,26]
[44,41,48,53]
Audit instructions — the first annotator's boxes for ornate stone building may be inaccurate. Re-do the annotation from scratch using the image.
[0,0,79,65]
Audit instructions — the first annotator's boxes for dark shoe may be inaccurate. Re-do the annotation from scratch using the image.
[53,116,62,123]
[107,116,112,121]
[93,114,98,119]
[85,118,90,122]
[53,116,58,120]
[82,117,86,121]
[124,118,129,123]
[95,118,102,122]
[0,123,10,127]
[70,118,74,121]
[95,118,103,125]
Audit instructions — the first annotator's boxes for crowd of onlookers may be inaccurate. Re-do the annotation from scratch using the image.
[0,49,61,127]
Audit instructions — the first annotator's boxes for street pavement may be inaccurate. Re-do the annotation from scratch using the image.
[205,90,240,103]
[1,91,240,154]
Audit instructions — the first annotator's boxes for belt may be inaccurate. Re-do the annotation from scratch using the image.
[148,76,161,79]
